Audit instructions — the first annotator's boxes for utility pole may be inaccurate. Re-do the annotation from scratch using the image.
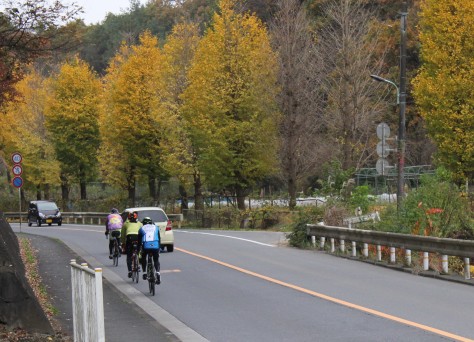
[397,2,408,211]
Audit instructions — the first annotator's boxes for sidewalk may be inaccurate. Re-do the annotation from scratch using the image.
[24,233,181,342]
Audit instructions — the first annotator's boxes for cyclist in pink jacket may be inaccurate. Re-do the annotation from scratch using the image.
[105,208,123,259]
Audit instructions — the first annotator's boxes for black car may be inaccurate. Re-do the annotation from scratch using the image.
[27,200,62,227]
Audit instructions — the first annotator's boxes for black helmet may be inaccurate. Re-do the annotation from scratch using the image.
[128,211,138,222]
[111,208,119,214]
[142,217,153,225]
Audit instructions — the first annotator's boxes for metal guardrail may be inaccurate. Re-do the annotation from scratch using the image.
[4,212,184,228]
[307,224,473,279]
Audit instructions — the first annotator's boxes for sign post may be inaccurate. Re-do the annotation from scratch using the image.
[11,152,23,232]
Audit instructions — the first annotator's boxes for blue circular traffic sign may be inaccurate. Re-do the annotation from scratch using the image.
[12,176,23,188]
[11,152,22,164]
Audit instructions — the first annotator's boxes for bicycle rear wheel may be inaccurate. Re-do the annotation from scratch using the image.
[132,252,139,283]
[113,239,119,267]
[147,257,155,296]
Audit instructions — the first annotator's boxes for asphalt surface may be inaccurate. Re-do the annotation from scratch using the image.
[23,233,180,342]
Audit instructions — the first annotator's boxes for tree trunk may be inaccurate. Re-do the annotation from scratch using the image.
[288,175,297,210]
[179,183,189,211]
[60,173,69,210]
[44,184,50,200]
[80,180,87,200]
[148,177,156,202]
[193,172,204,211]
[156,179,162,206]
[36,188,41,200]
[235,185,247,211]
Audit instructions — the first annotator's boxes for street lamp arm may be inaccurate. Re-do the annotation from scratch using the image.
[370,74,400,104]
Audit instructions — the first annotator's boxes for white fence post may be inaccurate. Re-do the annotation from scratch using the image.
[423,252,429,271]
[70,260,105,342]
[363,243,368,258]
[390,247,396,263]
[311,236,316,247]
[352,241,357,257]
[464,258,471,280]
[330,238,335,253]
[376,245,382,262]
[340,239,345,253]
[442,255,448,274]
[320,237,325,249]
[405,249,411,266]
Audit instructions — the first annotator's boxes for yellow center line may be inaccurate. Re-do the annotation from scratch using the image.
[177,247,473,342]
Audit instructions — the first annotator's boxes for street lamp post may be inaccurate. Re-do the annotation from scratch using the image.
[370,3,407,211]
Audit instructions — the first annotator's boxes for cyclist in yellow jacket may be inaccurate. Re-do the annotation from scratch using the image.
[121,211,142,278]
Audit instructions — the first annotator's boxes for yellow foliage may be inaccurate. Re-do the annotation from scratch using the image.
[413,0,474,179]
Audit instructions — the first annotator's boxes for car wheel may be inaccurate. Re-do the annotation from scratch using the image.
[167,245,174,252]
[58,222,62,226]
[28,222,32,227]
[48,223,52,226]
[37,219,41,227]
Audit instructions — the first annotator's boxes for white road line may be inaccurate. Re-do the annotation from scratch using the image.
[177,231,275,247]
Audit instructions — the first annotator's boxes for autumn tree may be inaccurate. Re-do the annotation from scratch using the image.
[317,0,388,171]
[271,0,325,209]
[45,57,101,203]
[100,31,169,205]
[1,67,60,199]
[181,0,280,210]
[412,0,474,181]
[161,22,201,210]
[0,0,81,104]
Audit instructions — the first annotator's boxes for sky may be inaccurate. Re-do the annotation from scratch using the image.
[73,0,143,25]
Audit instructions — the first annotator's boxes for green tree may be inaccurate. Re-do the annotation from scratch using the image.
[100,31,169,205]
[45,57,101,202]
[412,0,474,181]
[181,0,280,210]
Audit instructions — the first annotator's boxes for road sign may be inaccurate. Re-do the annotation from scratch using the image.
[376,141,391,158]
[11,152,22,164]
[12,164,23,176]
[376,158,390,175]
[376,123,390,140]
[12,176,23,188]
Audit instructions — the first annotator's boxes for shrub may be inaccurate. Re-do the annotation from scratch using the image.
[287,207,324,248]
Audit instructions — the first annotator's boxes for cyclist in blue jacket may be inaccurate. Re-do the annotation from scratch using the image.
[138,217,161,284]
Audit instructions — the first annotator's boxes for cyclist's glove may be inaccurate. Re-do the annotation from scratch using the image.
[105,231,109,236]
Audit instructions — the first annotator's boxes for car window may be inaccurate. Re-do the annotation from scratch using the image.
[135,210,167,223]
[37,202,59,211]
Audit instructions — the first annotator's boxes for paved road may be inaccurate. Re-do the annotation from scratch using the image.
[12,223,474,342]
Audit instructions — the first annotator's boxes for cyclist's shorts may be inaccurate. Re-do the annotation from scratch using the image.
[111,230,121,238]
[126,234,139,243]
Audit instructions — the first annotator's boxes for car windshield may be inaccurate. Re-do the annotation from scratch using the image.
[135,210,167,223]
[37,202,58,211]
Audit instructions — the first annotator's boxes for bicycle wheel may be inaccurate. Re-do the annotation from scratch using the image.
[147,258,155,296]
[131,253,136,282]
[113,239,119,267]
[132,253,139,283]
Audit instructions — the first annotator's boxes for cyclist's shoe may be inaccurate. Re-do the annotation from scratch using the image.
[142,274,147,280]
[128,271,132,278]
[156,272,161,284]
[109,255,113,259]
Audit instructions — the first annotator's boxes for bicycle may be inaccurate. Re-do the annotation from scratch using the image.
[112,235,120,267]
[131,241,140,283]
[146,252,156,296]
